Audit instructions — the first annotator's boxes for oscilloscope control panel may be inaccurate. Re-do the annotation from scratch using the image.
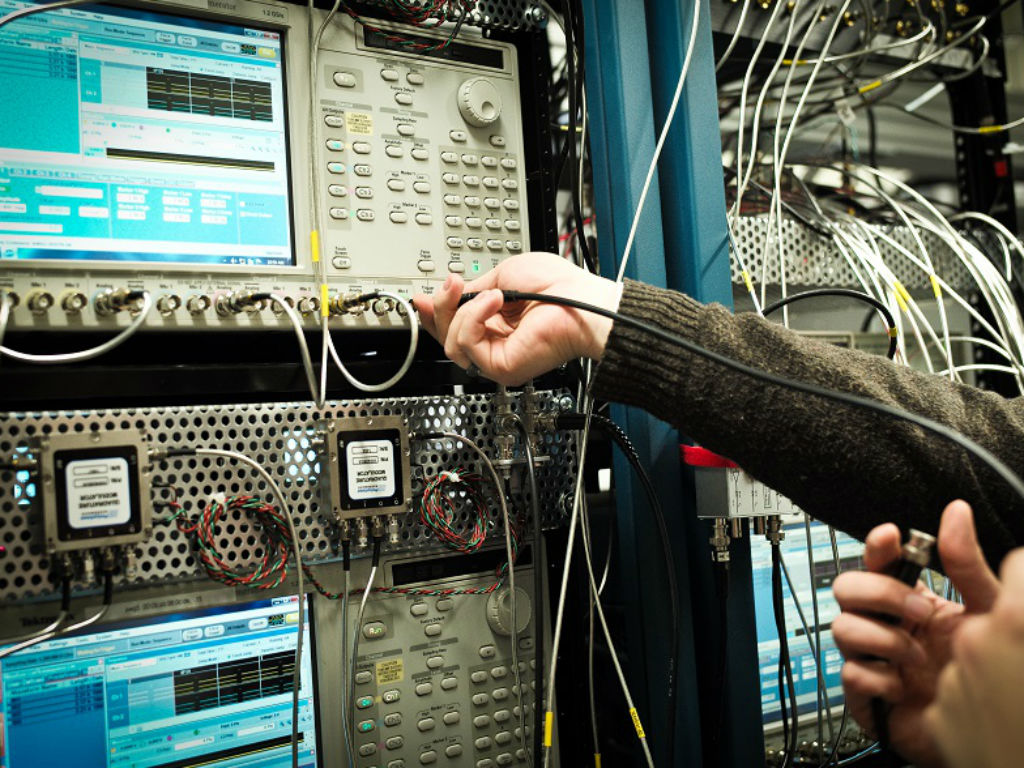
[345,559,550,768]
[0,0,529,331]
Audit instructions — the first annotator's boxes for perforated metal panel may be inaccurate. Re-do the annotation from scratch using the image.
[363,0,547,31]
[0,393,576,602]
[731,216,976,292]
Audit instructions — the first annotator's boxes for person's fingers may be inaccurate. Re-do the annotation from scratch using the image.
[412,293,438,338]
[444,288,505,372]
[938,500,1000,614]
[833,571,922,619]
[998,547,1024,594]
[462,260,508,294]
[863,522,903,572]
[433,273,466,346]
[832,612,928,666]
[841,659,906,702]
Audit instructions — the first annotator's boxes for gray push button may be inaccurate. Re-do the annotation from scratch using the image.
[384,713,403,727]
[445,745,463,758]
[419,751,437,764]
[475,736,493,750]
[359,743,377,757]
[471,671,488,684]
[443,711,461,726]
[410,602,428,616]
[416,682,434,696]
[417,717,435,732]
[426,655,444,669]
[441,677,458,691]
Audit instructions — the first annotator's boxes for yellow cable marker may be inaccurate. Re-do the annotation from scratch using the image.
[544,711,554,747]
[978,125,1003,134]
[742,270,754,294]
[894,281,912,305]
[320,284,330,318]
[889,327,899,338]
[629,707,646,739]
[891,282,909,314]
[859,80,882,94]
[310,231,320,263]
[929,274,942,299]
[594,754,602,768]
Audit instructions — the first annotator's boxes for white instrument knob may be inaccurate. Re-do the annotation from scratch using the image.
[458,77,502,127]
[485,586,531,636]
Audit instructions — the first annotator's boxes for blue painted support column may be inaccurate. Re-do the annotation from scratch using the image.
[583,2,703,766]
[644,0,765,765]
[584,0,765,765]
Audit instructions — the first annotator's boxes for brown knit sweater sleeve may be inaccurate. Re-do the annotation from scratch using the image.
[592,279,1024,568]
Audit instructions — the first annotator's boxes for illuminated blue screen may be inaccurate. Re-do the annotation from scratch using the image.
[751,518,865,727]
[0,1,293,266]
[0,597,318,768]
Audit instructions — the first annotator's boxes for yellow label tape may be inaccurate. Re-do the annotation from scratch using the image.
[859,80,883,94]
[320,284,330,318]
[629,707,646,739]
[310,230,320,263]
[741,270,754,294]
[544,711,554,747]
[929,274,942,299]
[892,281,910,312]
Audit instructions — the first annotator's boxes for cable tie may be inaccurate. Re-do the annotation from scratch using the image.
[310,230,320,263]
[628,707,646,739]
[544,711,554,747]
[929,274,942,299]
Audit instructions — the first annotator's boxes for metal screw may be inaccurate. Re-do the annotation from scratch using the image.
[526,5,548,25]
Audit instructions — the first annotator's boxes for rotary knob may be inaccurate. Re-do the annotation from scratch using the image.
[485,586,531,636]
[458,77,502,127]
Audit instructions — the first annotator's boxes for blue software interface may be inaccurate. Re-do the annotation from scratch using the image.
[751,517,865,727]
[0,0,294,266]
[0,596,318,768]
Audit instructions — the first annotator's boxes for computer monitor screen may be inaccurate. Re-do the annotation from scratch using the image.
[0,595,318,768]
[751,518,865,727]
[0,0,294,267]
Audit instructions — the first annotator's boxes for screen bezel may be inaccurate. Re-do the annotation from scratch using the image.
[0,0,307,276]
[0,593,324,768]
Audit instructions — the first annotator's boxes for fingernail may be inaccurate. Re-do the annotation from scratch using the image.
[904,593,934,623]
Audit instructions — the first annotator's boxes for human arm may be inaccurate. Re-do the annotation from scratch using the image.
[925,548,1024,768]
[831,500,1001,767]
[591,279,1024,567]
[414,251,1024,565]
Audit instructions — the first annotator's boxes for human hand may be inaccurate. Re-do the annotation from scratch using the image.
[831,500,1000,768]
[925,548,1024,768]
[411,252,621,385]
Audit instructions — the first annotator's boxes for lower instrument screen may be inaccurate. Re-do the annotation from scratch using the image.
[0,596,318,768]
